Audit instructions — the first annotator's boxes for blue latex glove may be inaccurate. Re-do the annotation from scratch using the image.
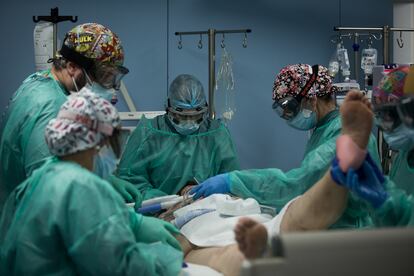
[190,173,230,200]
[331,153,388,208]
[137,216,182,251]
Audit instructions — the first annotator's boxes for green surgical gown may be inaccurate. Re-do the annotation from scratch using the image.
[0,70,67,211]
[389,149,414,196]
[369,149,414,227]
[0,158,183,275]
[115,115,239,200]
[228,110,381,229]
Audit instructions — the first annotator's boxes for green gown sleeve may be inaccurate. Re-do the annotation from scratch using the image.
[116,120,169,200]
[370,177,414,227]
[229,137,338,209]
[229,133,381,212]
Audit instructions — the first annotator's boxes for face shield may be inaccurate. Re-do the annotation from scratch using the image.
[94,64,129,90]
[398,96,414,129]
[273,95,302,120]
[374,96,414,132]
[374,104,401,132]
[273,92,316,121]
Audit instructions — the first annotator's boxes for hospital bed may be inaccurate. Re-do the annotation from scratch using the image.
[118,111,165,153]
[241,227,414,276]
[119,111,165,131]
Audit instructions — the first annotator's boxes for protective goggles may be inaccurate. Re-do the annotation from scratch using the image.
[272,65,319,120]
[167,99,208,123]
[272,96,302,120]
[94,64,129,90]
[167,106,207,124]
[374,96,414,132]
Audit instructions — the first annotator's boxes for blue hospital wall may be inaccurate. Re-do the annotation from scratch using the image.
[0,0,392,170]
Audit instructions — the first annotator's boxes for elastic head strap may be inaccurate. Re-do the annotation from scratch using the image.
[59,36,94,70]
[298,64,319,98]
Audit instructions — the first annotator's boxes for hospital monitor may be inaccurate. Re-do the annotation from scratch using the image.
[241,227,414,276]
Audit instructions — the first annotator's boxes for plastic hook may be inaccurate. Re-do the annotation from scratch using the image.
[367,33,373,48]
[397,31,404,48]
[178,34,183,49]
[242,32,248,48]
[198,34,203,49]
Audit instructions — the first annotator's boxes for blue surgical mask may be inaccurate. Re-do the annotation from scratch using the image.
[383,124,414,151]
[93,146,118,180]
[167,113,201,135]
[88,82,116,102]
[287,109,317,130]
[171,120,200,135]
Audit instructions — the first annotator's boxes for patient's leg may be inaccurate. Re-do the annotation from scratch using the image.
[176,233,244,276]
[234,91,374,259]
[185,244,244,276]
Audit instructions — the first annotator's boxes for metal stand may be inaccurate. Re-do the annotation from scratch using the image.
[33,7,78,58]
[333,26,414,65]
[175,28,251,119]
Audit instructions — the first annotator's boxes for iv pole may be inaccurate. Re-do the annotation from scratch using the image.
[175,28,252,119]
[333,26,414,64]
[333,26,414,173]
[33,7,78,58]
[331,32,382,82]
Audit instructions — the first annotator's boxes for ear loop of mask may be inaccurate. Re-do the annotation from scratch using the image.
[71,68,92,93]
[83,69,93,86]
[71,76,79,92]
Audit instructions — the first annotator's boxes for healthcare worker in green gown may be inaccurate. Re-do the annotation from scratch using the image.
[0,90,182,276]
[192,64,381,229]
[0,23,130,211]
[341,65,414,227]
[113,74,239,202]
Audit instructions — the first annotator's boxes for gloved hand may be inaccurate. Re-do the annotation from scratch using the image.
[137,216,182,251]
[331,153,388,208]
[178,183,197,196]
[190,173,230,200]
[108,175,143,206]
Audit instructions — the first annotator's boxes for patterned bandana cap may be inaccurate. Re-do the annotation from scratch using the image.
[272,64,338,101]
[62,23,125,68]
[45,87,120,156]
[373,65,414,106]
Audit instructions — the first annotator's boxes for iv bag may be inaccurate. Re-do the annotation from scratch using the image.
[328,49,339,77]
[361,47,378,75]
[33,22,54,71]
[337,45,351,81]
[215,48,236,122]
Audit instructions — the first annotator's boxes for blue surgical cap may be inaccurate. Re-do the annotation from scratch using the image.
[168,74,207,110]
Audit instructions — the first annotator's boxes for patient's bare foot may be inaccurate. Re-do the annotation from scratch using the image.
[340,90,373,149]
[234,217,268,259]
